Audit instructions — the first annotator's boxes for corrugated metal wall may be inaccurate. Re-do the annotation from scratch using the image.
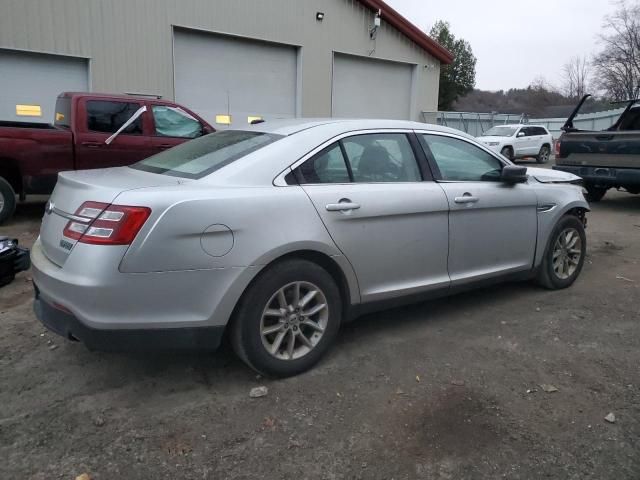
[0,0,441,120]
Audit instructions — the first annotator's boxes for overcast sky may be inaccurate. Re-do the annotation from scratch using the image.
[386,0,616,91]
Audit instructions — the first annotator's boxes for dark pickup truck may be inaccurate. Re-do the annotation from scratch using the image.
[0,92,213,223]
[554,94,640,202]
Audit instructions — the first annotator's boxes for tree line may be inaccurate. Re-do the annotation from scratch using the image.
[431,0,640,114]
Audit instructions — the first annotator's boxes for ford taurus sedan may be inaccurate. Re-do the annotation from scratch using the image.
[31,119,589,377]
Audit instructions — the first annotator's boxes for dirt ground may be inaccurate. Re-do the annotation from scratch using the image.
[1,172,639,479]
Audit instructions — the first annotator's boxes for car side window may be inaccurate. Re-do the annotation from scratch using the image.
[421,134,503,182]
[341,133,421,183]
[86,100,143,134]
[298,143,350,184]
[152,105,203,138]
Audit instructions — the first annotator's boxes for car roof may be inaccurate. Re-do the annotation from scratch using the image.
[493,124,548,129]
[242,118,473,139]
[59,92,167,102]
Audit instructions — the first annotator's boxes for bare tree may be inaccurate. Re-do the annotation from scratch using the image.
[593,0,640,100]
[562,56,591,98]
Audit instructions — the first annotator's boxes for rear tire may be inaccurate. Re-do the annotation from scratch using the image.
[500,146,514,161]
[230,259,342,377]
[536,215,586,290]
[0,177,17,225]
[584,185,607,202]
[536,145,550,164]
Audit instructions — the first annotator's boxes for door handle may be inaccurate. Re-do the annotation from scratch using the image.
[157,144,173,149]
[595,134,614,141]
[454,194,479,204]
[81,141,103,148]
[326,201,361,212]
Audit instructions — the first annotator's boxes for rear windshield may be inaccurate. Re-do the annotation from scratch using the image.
[483,126,518,137]
[130,130,283,179]
[54,96,72,128]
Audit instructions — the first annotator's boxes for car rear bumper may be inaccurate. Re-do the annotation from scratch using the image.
[33,283,225,351]
[553,165,640,187]
[30,236,255,334]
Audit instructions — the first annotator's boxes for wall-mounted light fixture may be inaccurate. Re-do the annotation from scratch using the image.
[370,9,381,39]
[316,11,325,21]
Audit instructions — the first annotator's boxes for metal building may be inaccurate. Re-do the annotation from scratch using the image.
[0,0,452,126]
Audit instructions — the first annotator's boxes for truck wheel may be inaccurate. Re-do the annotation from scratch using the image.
[0,177,17,225]
[536,215,586,290]
[584,185,607,202]
[536,145,550,164]
[501,146,514,161]
[230,259,342,377]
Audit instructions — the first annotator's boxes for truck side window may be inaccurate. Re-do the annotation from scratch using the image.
[86,100,143,135]
[151,105,203,138]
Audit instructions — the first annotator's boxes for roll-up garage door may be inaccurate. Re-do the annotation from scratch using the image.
[173,29,298,127]
[332,53,413,120]
[0,49,88,122]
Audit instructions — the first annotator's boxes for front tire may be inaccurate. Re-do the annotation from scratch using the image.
[0,177,17,225]
[501,146,514,161]
[230,259,342,377]
[536,215,586,290]
[536,145,550,164]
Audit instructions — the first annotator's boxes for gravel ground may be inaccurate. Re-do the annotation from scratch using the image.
[1,175,639,479]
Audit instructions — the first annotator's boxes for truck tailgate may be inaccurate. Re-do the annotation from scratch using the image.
[558,131,640,168]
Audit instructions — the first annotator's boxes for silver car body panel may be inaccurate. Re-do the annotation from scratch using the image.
[31,119,589,333]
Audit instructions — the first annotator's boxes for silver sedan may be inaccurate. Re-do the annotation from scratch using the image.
[31,119,589,377]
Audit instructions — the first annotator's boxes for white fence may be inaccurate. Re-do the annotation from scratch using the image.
[422,108,626,139]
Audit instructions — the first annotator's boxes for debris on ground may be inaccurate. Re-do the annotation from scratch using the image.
[415,375,420,383]
[526,388,538,394]
[540,384,559,393]
[93,416,105,427]
[395,389,405,395]
[535,307,541,312]
[615,275,635,282]
[249,386,268,398]
[604,412,616,423]
[451,380,465,386]
[75,474,91,480]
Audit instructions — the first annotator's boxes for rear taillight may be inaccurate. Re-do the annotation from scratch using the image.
[63,201,151,245]
[554,139,561,157]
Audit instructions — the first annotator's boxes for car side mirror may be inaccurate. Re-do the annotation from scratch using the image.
[501,165,528,183]
[516,131,526,138]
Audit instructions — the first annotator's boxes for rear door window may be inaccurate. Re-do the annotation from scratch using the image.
[152,105,203,138]
[341,133,422,183]
[86,100,143,134]
[298,143,350,184]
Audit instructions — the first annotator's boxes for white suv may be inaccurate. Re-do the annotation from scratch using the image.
[477,125,553,164]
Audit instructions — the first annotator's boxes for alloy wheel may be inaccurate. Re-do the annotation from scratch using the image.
[552,228,583,279]
[260,281,329,360]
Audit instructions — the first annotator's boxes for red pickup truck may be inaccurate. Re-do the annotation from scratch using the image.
[0,92,214,223]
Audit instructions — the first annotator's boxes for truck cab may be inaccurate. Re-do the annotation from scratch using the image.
[0,92,213,223]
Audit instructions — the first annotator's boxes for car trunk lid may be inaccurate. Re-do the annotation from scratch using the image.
[39,167,186,266]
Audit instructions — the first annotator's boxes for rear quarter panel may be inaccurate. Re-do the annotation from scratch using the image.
[115,183,360,323]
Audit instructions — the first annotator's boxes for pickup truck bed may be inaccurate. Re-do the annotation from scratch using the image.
[554,95,640,201]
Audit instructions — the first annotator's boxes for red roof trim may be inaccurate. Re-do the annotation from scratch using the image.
[356,0,454,64]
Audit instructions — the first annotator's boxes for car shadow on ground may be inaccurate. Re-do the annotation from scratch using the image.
[71,279,538,387]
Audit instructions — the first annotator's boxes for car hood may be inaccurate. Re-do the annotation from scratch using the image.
[477,136,510,143]
[527,167,582,183]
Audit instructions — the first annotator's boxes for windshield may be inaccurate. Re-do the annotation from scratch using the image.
[131,130,283,179]
[483,126,518,137]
